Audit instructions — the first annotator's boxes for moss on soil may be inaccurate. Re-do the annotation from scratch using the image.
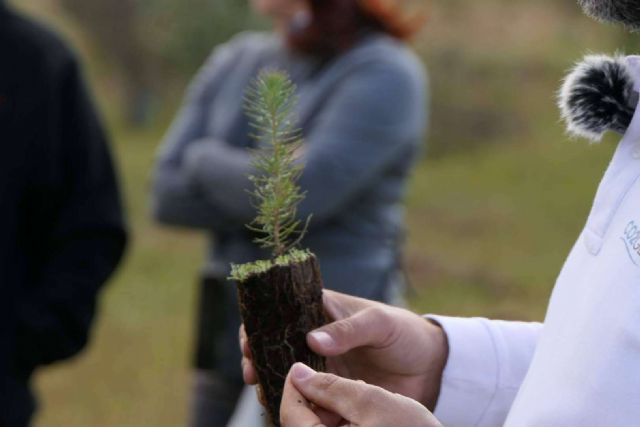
[228,248,312,282]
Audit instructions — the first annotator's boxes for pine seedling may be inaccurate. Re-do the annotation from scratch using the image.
[244,70,310,259]
[230,71,326,427]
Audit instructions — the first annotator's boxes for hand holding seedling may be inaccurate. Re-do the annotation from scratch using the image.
[278,362,443,427]
[241,290,449,420]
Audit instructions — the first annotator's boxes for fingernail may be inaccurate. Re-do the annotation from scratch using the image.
[309,331,335,349]
[292,363,315,381]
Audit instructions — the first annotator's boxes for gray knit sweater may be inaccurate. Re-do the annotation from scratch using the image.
[152,31,428,301]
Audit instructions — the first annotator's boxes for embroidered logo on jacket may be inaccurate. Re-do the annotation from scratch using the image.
[621,221,640,266]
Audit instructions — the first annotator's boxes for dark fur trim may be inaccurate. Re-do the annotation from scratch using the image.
[558,54,636,141]
[578,0,640,31]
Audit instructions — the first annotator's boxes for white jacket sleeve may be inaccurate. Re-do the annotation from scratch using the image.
[426,316,543,427]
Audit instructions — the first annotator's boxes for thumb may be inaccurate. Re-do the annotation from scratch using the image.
[281,364,343,427]
[289,363,375,422]
[280,366,325,427]
[291,364,445,427]
[308,306,395,356]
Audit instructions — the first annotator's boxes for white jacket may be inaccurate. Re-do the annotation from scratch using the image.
[431,57,640,427]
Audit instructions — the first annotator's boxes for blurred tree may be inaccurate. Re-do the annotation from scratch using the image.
[144,0,259,75]
[59,0,154,125]
[57,0,259,125]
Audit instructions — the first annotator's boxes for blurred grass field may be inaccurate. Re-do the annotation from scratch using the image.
[11,0,634,425]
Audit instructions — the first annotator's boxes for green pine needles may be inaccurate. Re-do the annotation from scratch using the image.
[244,70,310,258]
[229,70,312,282]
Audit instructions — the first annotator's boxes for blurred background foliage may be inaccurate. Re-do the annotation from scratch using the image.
[8,0,639,425]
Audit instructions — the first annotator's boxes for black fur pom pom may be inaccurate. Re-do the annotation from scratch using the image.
[578,0,640,31]
[558,55,637,141]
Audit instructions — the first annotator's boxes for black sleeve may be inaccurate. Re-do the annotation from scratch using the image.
[14,53,127,370]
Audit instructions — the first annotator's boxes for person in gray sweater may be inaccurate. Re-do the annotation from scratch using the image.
[151,0,428,425]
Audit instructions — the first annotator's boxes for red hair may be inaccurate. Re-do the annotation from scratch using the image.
[288,0,425,57]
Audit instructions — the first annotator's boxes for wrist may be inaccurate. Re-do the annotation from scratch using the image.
[421,319,449,411]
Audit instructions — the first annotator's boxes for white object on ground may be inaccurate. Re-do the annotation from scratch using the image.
[226,385,266,427]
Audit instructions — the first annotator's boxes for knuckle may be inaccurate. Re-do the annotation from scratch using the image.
[355,387,396,423]
[366,306,400,347]
[317,373,340,391]
[360,384,386,406]
[367,305,393,323]
[353,384,390,419]
[331,318,356,338]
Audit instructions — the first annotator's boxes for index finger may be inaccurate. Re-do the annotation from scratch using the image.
[322,290,380,321]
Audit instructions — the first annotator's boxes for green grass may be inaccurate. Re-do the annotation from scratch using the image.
[19,0,632,425]
[406,136,615,320]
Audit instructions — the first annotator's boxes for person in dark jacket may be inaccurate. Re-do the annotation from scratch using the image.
[0,3,127,426]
